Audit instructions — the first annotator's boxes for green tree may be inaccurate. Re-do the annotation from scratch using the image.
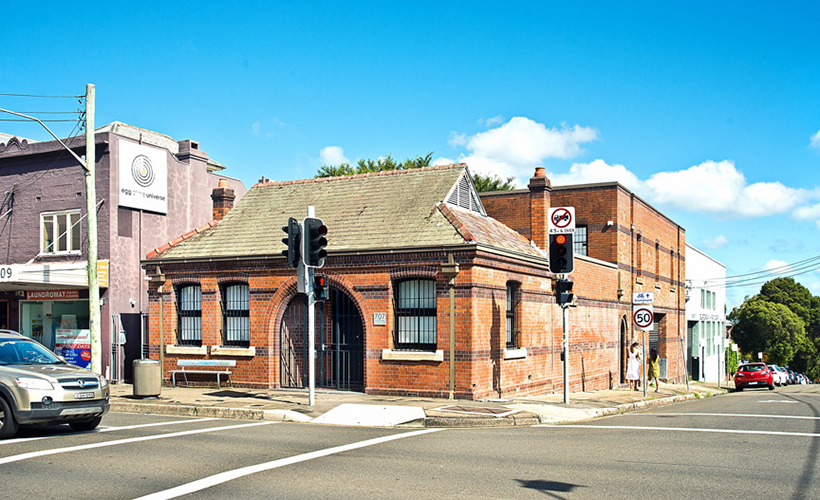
[315,152,518,192]
[471,174,517,192]
[756,277,820,378]
[731,296,810,367]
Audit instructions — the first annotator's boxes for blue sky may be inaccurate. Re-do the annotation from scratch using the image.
[2,1,819,307]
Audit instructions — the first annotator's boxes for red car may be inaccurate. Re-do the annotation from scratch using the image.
[734,363,775,391]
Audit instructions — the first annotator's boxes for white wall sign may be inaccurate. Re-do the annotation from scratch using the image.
[373,312,387,326]
[118,139,168,214]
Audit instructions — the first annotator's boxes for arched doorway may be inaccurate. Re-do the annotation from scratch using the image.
[620,316,628,384]
[279,286,364,391]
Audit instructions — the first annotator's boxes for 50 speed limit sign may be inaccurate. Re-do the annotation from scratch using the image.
[633,305,654,331]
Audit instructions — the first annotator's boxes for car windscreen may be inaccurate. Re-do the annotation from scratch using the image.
[0,340,62,365]
[739,364,766,372]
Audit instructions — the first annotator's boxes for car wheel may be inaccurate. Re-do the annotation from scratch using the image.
[769,384,776,390]
[735,385,743,392]
[69,416,103,432]
[0,396,19,439]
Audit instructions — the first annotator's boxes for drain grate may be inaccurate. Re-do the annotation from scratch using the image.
[432,405,519,417]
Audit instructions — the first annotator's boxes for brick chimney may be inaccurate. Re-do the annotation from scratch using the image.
[211,179,235,221]
[528,167,552,249]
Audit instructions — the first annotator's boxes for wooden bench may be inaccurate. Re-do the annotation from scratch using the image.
[171,360,235,388]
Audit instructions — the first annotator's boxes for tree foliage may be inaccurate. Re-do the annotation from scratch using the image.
[730,277,820,379]
[471,174,517,192]
[315,152,517,192]
[731,297,809,366]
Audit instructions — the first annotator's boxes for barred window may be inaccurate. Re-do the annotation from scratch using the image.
[574,225,588,256]
[506,283,519,349]
[394,279,437,351]
[177,285,202,346]
[222,283,250,347]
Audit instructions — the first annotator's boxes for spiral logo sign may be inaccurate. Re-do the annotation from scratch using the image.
[118,138,168,214]
[131,154,155,187]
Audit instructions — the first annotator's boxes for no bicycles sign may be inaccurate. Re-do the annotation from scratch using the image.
[633,305,654,331]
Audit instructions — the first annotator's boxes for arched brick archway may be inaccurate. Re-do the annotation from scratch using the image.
[270,274,367,391]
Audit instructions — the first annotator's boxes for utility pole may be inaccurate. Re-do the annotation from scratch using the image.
[85,84,102,375]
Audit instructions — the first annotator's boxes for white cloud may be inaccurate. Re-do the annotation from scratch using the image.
[449,117,598,181]
[319,146,349,165]
[764,260,792,273]
[811,130,820,149]
[480,115,505,128]
[794,203,820,228]
[548,159,644,192]
[703,235,729,249]
[643,160,808,218]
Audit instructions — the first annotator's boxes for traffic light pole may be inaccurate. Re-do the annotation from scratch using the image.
[306,206,316,407]
[563,302,570,404]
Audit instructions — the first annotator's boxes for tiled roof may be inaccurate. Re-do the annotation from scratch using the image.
[147,164,545,262]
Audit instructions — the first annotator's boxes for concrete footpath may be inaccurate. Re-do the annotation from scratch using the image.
[109,381,728,428]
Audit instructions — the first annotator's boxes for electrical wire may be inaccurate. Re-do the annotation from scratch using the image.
[0,93,83,98]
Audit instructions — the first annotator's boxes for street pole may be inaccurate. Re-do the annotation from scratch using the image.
[306,206,315,407]
[680,335,689,391]
[85,84,102,376]
[642,330,647,398]
[563,303,569,404]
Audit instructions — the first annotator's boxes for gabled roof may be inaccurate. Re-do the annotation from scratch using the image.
[147,164,545,262]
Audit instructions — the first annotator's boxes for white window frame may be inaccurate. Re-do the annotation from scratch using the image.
[40,210,82,255]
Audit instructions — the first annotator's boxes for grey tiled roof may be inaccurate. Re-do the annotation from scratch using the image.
[150,164,546,262]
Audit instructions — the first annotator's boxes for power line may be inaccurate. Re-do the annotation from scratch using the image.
[0,118,80,123]
[0,93,83,98]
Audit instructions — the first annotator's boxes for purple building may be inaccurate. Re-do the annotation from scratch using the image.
[0,122,245,381]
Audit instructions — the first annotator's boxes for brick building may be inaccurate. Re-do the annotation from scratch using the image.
[144,164,686,398]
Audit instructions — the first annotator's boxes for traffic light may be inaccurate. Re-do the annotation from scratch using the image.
[303,217,328,268]
[313,274,328,302]
[555,279,574,305]
[549,233,574,274]
[281,217,301,268]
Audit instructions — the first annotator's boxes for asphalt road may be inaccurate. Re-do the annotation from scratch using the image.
[2,384,819,499]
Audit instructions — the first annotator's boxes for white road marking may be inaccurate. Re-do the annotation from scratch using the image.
[135,428,444,500]
[0,418,222,445]
[759,400,799,403]
[647,412,820,420]
[0,421,274,465]
[537,424,820,438]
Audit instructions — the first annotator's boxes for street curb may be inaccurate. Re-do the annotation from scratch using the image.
[111,402,311,423]
[111,389,724,428]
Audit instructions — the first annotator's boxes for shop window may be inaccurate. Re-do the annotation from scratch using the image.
[574,226,588,256]
[506,283,520,349]
[394,279,437,351]
[40,210,82,254]
[222,283,250,347]
[177,285,202,346]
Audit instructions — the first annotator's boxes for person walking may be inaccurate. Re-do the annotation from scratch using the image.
[627,342,641,391]
[647,347,660,392]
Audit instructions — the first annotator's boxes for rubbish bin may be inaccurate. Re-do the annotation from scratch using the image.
[133,359,162,397]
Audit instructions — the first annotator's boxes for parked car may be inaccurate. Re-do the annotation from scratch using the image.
[734,363,775,391]
[0,330,110,439]
[768,365,787,386]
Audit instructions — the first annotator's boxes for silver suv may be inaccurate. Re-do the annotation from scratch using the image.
[0,330,110,438]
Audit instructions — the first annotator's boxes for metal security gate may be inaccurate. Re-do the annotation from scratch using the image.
[280,287,364,391]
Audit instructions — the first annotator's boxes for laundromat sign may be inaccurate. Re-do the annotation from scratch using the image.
[26,290,80,300]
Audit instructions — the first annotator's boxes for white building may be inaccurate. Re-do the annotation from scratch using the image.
[685,244,727,383]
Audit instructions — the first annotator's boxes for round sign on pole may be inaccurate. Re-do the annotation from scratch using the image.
[633,305,654,331]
